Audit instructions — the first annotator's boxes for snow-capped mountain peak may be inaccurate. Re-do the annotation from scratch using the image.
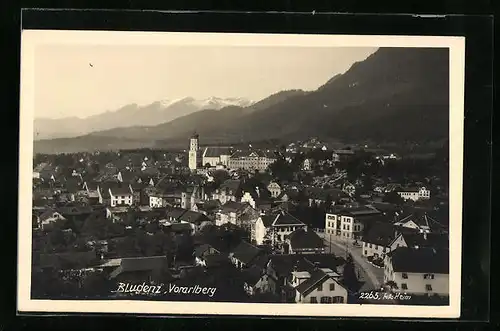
[158,96,253,110]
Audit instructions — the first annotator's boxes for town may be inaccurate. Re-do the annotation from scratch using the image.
[31,133,450,305]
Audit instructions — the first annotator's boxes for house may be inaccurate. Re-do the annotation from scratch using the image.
[302,158,313,171]
[105,206,130,223]
[241,265,275,296]
[163,207,188,222]
[229,240,265,269]
[397,187,431,201]
[240,187,273,213]
[108,185,134,207]
[269,211,307,245]
[181,185,206,210]
[149,191,167,208]
[389,232,449,252]
[178,210,212,233]
[267,181,282,199]
[83,181,100,203]
[38,209,66,230]
[361,222,396,258]
[305,187,349,207]
[252,214,275,245]
[265,253,345,302]
[215,201,258,230]
[399,211,448,233]
[294,268,348,304]
[212,179,243,204]
[101,255,171,284]
[384,183,403,193]
[191,199,221,217]
[324,205,382,240]
[285,228,325,254]
[96,181,124,205]
[193,243,222,266]
[384,247,449,296]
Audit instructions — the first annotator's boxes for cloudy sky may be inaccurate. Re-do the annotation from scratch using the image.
[34,45,377,119]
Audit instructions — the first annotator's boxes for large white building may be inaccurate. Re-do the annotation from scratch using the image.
[397,187,431,201]
[324,205,382,240]
[228,150,277,172]
[384,246,449,296]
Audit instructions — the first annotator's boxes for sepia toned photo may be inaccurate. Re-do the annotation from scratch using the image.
[18,31,465,318]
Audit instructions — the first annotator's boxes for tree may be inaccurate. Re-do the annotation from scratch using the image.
[342,254,361,293]
[81,213,109,240]
[383,191,405,205]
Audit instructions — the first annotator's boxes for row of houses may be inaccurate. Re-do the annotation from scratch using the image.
[194,239,349,303]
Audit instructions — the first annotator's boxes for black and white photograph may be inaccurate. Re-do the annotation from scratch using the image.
[18,31,465,318]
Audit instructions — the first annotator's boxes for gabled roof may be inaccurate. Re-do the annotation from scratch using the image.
[193,243,220,258]
[203,146,232,158]
[398,232,449,250]
[272,211,305,227]
[231,150,275,158]
[179,210,210,224]
[395,212,448,232]
[361,221,396,246]
[39,209,65,222]
[387,247,449,274]
[164,207,188,220]
[287,229,324,250]
[109,185,133,196]
[230,240,263,265]
[220,201,250,214]
[241,265,264,286]
[294,269,331,296]
[260,214,276,227]
[109,255,169,279]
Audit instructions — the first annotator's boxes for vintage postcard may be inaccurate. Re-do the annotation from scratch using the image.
[18,30,465,318]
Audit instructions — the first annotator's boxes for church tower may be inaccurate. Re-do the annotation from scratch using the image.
[188,132,199,170]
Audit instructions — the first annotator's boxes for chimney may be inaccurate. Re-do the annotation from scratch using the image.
[423,232,427,240]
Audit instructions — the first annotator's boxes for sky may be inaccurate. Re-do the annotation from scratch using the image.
[34,45,377,119]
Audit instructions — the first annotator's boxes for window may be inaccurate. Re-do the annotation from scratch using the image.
[364,250,367,255]
[402,273,408,279]
[333,296,344,303]
[426,284,433,291]
[310,297,317,303]
[401,283,408,290]
[317,283,323,291]
[424,274,435,280]
[329,283,335,291]
[320,296,332,303]
[369,244,372,248]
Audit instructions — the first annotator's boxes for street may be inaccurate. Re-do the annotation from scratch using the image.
[319,232,384,292]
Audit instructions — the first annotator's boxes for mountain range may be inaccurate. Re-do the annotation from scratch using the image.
[34,47,450,154]
[34,97,253,140]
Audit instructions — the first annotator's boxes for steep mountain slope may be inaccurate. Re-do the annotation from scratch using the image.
[34,97,253,140]
[34,47,450,153]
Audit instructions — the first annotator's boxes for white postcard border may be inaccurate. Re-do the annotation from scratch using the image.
[18,30,465,318]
